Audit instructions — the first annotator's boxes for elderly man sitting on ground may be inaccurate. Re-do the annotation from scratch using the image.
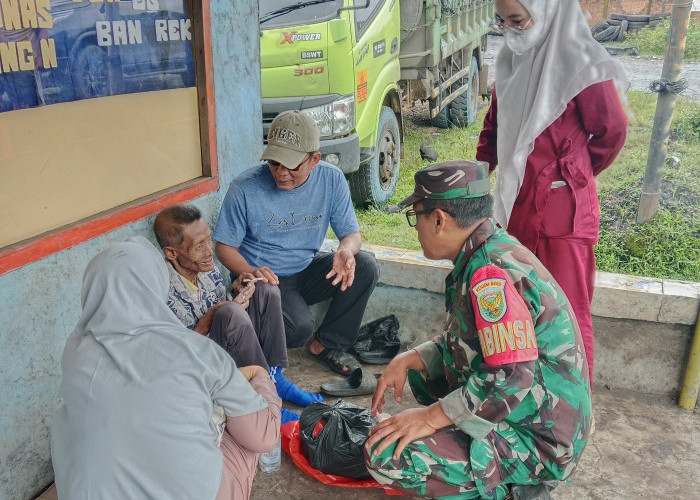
[154,204,322,423]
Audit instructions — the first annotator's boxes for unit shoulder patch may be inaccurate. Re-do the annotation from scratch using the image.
[470,265,538,366]
[473,275,507,322]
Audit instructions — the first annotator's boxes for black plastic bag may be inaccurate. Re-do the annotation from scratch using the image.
[300,400,376,479]
[350,315,400,359]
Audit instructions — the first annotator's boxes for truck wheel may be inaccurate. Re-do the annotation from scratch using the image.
[429,97,451,129]
[349,106,401,207]
[73,45,110,99]
[450,56,479,127]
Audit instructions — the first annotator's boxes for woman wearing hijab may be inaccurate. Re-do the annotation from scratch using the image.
[476,0,629,386]
[51,237,281,500]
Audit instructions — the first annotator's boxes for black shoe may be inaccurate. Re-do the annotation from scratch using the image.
[357,344,400,364]
[351,315,400,364]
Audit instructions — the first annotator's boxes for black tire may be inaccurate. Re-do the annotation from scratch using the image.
[594,25,618,42]
[611,13,649,23]
[429,97,451,128]
[616,20,629,41]
[611,25,622,41]
[450,56,479,127]
[73,45,110,99]
[608,19,622,26]
[628,21,649,31]
[348,106,401,207]
[649,13,670,22]
[591,20,610,36]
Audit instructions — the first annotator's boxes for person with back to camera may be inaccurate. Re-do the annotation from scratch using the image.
[364,161,592,500]
[51,237,280,500]
[476,0,629,386]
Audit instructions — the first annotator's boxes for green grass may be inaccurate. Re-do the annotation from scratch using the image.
[353,109,489,251]
[354,92,700,282]
[617,19,700,60]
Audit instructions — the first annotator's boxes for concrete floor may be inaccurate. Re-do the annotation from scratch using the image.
[249,347,700,500]
[36,346,699,500]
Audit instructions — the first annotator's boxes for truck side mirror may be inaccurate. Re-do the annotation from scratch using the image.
[337,0,370,14]
[329,18,350,42]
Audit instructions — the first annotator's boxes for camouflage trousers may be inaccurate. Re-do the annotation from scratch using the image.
[364,370,510,500]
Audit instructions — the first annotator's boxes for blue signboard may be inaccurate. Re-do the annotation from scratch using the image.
[0,0,195,113]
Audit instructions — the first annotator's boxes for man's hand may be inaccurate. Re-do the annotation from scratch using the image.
[215,243,279,286]
[238,365,268,382]
[325,232,362,291]
[232,272,256,295]
[366,405,451,460]
[232,272,257,310]
[371,350,425,416]
[325,248,355,291]
[193,302,228,335]
[251,266,279,286]
[232,283,254,310]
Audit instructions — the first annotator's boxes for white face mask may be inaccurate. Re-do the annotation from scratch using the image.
[504,19,546,55]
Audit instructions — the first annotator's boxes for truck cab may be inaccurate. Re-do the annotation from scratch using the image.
[259,0,494,206]
[260,0,403,207]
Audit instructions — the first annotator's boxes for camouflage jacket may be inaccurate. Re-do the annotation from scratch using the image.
[414,218,592,491]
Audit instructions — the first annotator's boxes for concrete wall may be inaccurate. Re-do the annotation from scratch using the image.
[0,2,261,499]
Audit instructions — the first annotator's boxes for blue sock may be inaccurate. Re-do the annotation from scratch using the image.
[270,367,323,407]
[281,408,300,424]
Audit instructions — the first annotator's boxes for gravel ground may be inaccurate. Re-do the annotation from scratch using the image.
[483,34,700,103]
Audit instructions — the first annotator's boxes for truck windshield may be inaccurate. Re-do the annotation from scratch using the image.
[259,0,342,26]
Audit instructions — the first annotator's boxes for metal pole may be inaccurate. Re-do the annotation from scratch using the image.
[679,310,700,410]
[636,0,692,223]
[603,0,610,20]
[646,0,653,15]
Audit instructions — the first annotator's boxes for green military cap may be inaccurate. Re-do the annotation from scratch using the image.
[399,160,491,207]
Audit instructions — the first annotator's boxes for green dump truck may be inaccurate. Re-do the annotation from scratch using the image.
[259,0,495,206]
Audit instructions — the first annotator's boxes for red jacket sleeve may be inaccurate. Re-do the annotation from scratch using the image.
[574,80,628,176]
[476,90,499,173]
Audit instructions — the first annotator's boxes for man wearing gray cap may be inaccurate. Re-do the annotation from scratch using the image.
[365,160,592,499]
[214,110,379,376]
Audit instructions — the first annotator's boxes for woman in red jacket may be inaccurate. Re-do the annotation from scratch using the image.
[476,0,629,386]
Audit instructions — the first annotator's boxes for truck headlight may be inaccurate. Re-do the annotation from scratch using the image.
[303,94,355,138]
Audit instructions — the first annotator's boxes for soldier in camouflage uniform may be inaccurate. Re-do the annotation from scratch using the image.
[365,161,592,500]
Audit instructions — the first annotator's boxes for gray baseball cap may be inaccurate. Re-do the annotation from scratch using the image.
[262,110,320,168]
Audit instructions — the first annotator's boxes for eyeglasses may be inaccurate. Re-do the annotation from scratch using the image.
[492,14,532,35]
[268,153,312,172]
[405,208,435,227]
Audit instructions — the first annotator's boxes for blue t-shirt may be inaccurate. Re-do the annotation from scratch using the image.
[213,161,360,277]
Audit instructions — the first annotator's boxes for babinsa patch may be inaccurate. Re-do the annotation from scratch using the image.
[470,265,538,366]
[473,278,506,322]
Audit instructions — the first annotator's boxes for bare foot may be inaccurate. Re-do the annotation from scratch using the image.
[309,339,325,355]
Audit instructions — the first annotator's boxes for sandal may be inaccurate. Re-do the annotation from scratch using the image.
[313,348,361,376]
[320,367,377,397]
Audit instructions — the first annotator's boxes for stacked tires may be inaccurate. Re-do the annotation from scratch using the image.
[592,13,670,43]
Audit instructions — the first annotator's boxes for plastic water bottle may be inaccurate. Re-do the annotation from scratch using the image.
[258,436,281,473]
